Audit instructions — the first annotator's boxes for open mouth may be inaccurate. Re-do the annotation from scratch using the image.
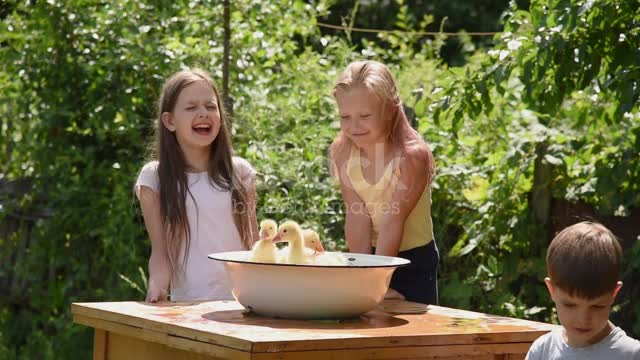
[192,123,212,135]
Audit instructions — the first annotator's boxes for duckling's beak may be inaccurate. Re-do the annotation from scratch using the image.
[272,233,283,243]
[259,228,268,239]
[314,242,325,253]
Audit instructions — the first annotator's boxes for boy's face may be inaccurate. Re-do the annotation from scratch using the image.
[545,278,622,347]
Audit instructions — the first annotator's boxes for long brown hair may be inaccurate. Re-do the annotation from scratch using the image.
[153,68,253,276]
[330,60,435,184]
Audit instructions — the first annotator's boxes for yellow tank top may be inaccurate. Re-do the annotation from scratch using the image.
[346,146,433,251]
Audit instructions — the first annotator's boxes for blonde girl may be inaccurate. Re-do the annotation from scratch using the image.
[331,60,438,304]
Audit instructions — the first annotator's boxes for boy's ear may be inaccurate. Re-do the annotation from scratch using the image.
[544,277,555,299]
[612,281,623,300]
[161,112,176,132]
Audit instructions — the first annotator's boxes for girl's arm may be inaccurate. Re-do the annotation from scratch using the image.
[336,160,373,254]
[375,149,430,257]
[138,186,172,302]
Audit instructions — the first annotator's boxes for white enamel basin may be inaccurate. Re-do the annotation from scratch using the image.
[208,251,410,319]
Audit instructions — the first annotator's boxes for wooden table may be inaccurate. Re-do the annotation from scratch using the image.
[72,300,558,360]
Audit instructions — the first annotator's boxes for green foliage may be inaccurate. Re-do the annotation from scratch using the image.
[0,0,638,358]
[411,0,639,330]
[237,42,352,249]
[321,0,513,64]
[0,0,336,358]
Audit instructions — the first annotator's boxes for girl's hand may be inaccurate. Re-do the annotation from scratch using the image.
[146,281,169,303]
[146,284,169,303]
[384,287,405,300]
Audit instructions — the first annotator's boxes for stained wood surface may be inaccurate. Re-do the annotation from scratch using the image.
[72,300,558,354]
[76,314,248,359]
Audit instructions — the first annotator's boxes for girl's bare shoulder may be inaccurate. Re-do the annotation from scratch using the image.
[400,143,430,167]
[232,156,256,179]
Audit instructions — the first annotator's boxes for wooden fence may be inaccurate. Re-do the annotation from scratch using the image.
[0,179,51,305]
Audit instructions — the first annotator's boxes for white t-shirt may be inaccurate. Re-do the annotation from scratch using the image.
[135,157,255,301]
[526,326,640,360]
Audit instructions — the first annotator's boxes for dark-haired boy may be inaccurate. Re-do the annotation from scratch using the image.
[526,222,640,359]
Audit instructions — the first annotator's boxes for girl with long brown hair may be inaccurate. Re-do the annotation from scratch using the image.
[330,60,439,304]
[135,68,257,302]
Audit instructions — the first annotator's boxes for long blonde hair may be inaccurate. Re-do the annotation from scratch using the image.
[154,68,253,276]
[330,60,435,183]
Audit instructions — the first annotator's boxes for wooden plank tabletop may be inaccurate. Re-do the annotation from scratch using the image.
[72,300,559,354]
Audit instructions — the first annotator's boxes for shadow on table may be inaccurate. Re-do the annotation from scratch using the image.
[201,309,410,330]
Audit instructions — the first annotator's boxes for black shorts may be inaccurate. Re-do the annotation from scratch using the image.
[375,240,439,305]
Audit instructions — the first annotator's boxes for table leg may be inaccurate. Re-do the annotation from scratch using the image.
[93,329,107,360]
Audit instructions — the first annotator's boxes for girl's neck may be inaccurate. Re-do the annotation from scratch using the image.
[182,147,210,173]
[359,141,394,163]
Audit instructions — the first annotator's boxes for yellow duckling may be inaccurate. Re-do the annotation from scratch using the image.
[302,228,348,266]
[275,227,323,263]
[248,219,278,263]
[302,229,325,253]
[272,221,314,265]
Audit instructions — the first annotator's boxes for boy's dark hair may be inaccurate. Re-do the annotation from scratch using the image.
[547,221,623,299]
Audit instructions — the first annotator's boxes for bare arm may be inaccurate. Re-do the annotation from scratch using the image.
[138,186,171,302]
[335,158,373,254]
[375,150,430,257]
